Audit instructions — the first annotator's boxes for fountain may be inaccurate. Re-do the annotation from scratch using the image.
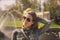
[0,14,8,30]
[40,0,44,13]
[0,11,17,39]
[37,0,50,20]
[40,0,44,18]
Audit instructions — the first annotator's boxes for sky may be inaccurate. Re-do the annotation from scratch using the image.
[0,0,45,10]
[0,0,59,10]
[0,0,15,10]
[57,0,60,5]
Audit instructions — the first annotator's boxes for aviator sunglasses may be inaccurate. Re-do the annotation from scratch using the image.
[22,16,33,22]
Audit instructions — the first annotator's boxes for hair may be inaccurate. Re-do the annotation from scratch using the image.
[23,8,38,30]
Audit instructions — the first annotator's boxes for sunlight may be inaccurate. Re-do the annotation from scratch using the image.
[0,0,15,10]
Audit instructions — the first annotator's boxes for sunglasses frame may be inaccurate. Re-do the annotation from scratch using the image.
[22,16,32,22]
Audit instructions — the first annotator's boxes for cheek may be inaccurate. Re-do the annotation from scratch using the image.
[28,22,34,26]
[22,20,25,25]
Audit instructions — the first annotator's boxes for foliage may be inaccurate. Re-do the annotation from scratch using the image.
[50,22,60,28]
[5,20,60,28]
[44,2,50,11]
[21,0,32,9]
[49,0,57,19]
[19,0,40,11]
[5,20,22,27]
[42,0,60,25]
[31,0,40,11]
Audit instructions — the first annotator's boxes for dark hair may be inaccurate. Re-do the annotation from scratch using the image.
[23,8,38,30]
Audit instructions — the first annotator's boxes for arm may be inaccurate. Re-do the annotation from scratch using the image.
[37,17,51,34]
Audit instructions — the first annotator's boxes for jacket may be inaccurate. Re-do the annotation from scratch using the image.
[12,17,51,40]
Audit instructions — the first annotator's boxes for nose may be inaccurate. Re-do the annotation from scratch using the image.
[23,19,27,23]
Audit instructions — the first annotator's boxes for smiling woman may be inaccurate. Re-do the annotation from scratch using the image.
[0,0,15,10]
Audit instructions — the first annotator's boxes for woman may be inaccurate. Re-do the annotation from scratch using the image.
[12,8,51,40]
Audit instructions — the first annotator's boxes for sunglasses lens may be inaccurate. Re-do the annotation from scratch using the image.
[23,16,26,19]
[27,18,30,22]
[22,16,31,22]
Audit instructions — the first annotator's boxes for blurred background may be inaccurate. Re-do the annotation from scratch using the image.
[0,0,60,40]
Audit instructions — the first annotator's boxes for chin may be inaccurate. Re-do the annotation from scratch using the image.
[24,25,29,28]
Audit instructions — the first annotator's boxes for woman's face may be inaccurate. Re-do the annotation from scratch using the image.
[22,13,34,28]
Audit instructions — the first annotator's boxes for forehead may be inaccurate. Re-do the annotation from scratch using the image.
[23,13,33,19]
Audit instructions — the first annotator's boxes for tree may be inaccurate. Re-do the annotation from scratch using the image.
[47,0,57,19]
[19,0,40,11]
[44,2,50,11]
[21,0,32,10]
